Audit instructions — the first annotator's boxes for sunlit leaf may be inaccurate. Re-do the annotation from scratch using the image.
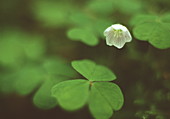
[71,59,116,81]
[52,79,89,111]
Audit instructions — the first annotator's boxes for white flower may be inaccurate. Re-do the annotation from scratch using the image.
[104,24,132,49]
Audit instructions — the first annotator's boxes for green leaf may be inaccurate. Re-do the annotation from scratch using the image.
[89,82,124,119]
[89,85,113,119]
[23,35,45,60]
[71,60,116,81]
[33,76,67,109]
[69,12,93,26]
[32,0,74,27]
[0,56,77,110]
[87,0,114,16]
[67,28,98,46]
[14,66,44,95]
[0,73,16,94]
[42,57,76,77]
[113,0,143,15]
[132,14,170,49]
[93,19,113,38]
[130,14,157,26]
[0,29,45,66]
[51,79,89,111]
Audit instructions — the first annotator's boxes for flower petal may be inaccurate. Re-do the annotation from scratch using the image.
[123,31,132,42]
[104,26,112,36]
[111,36,126,49]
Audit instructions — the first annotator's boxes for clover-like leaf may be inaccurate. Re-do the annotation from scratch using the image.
[51,59,124,118]
[0,57,77,110]
[89,82,124,119]
[71,59,116,81]
[32,58,76,109]
[67,28,98,46]
[67,11,113,46]
[51,79,89,111]
[132,14,170,49]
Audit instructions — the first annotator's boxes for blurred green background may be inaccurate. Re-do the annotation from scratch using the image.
[0,0,170,119]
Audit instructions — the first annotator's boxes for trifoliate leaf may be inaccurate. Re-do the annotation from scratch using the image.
[71,60,116,81]
[132,14,170,49]
[89,82,124,119]
[51,79,89,111]
[67,28,98,46]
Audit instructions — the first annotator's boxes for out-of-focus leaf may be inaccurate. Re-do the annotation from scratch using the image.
[0,29,45,66]
[113,0,143,15]
[14,66,44,95]
[67,28,98,46]
[93,19,113,38]
[87,0,143,16]
[86,0,114,16]
[0,72,17,94]
[42,57,76,77]
[69,12,93,26]
[0,56,77,110]
[32,0,75,27]
[132,14,170,49]
[33,76,67,109]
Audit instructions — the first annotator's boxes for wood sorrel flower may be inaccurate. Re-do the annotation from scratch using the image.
[104,24,132,49]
